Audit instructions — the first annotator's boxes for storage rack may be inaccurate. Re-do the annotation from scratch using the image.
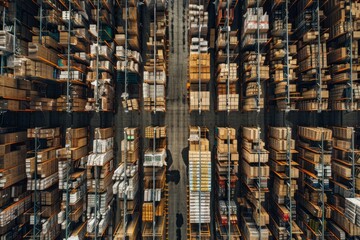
[329,126,360,239]
[325,0,360,111]
[214,0,239,112]
[293,0,330,112]
[296,126,333,239]
[188,0,210,113]
[142,126,167,239]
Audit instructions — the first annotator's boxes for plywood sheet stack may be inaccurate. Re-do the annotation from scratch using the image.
[268,127,303,239]
[326,127,360,239]
[115,0,141,112]
[240,5,269,110]
[296,126,333,239]
[56,127,88,236]
[239,127,270,239]
[0,129,30,238]
[269,0,300,110]
[214,127,241,238]
[188,126,211,239]
[143,0,167,113]
[113,127,140,239]
[188,1,210,113]
[324,0,360,110]
[142,125,167,239]
[292,0,330,111]
[86,127,114,238]
[25,127,61,239]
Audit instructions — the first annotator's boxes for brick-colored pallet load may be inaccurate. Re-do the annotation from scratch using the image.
[143,0,168,112]
[268,127,303,239]
[56,127,88,238]
[0,129,29,238]
[142,126,167,239]
[292,0,330,111]
[25,127,61,239]
[269,0,300,110]
[215,1,239,112]
[113,127,140,239]
[238,127,270,239]
[330,127,360,239]
[188,126,211,239]
[115,0,141,111]
[86,127,114,238]
[214,127,241,238]
[188,1,210,112]
[325,0,360,110]
[296,126,333,239]
[240,2,269,112]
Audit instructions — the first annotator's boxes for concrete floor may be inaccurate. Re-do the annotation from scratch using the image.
[167,0,189,239]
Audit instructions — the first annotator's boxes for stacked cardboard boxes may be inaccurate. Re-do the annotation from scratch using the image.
[188,1,210,112]
[115,0,141,112]
[56,128,88,236]
[113,127,140,239]
[188,126,211,239]
[143,1,168,112]
[25,127,61,239]
[296,126,333,238]
[142,126,167,239]
[239,127,270,239]
[268,127,302,239]
[214,127,241,238]
[86,127,114,237]
[325,1,360,110]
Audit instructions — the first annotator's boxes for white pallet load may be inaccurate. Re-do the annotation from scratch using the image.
[0,30,14,53]
[87,150,114,166]
[345,198,360,225]
[93,137,114,153]
[144,148,167,167]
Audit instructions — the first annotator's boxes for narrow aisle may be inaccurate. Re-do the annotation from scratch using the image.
[166,0,189,239]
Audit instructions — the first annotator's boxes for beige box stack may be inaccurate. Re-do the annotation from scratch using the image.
[25,127,61,239]
[188,126,211,239]
[296,126,333,239]
[268,127,302,239]
[86,128,114,238]
[113,127,140,239]
[239,127,270,239]
[215,127,241,238]
[56,128,88,235]
[142,125,167,239]
[188,1,210,113]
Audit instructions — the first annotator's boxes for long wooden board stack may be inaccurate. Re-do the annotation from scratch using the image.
[328,127,360,239]
[188,0,210,112]
[25,127,61,239]
[325,0,360,111]
[56,127,88,237]
[268,127,303,239]
[0,129,29,238]
[142,125,167,239]
[113,127,140,239]
[239,127,270,239]
[143,0,168,113]
[240,5,269,112]
[296,126,333,239]
[86,128,114,238]
[214,127,241,238]
[188,126,211,239]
